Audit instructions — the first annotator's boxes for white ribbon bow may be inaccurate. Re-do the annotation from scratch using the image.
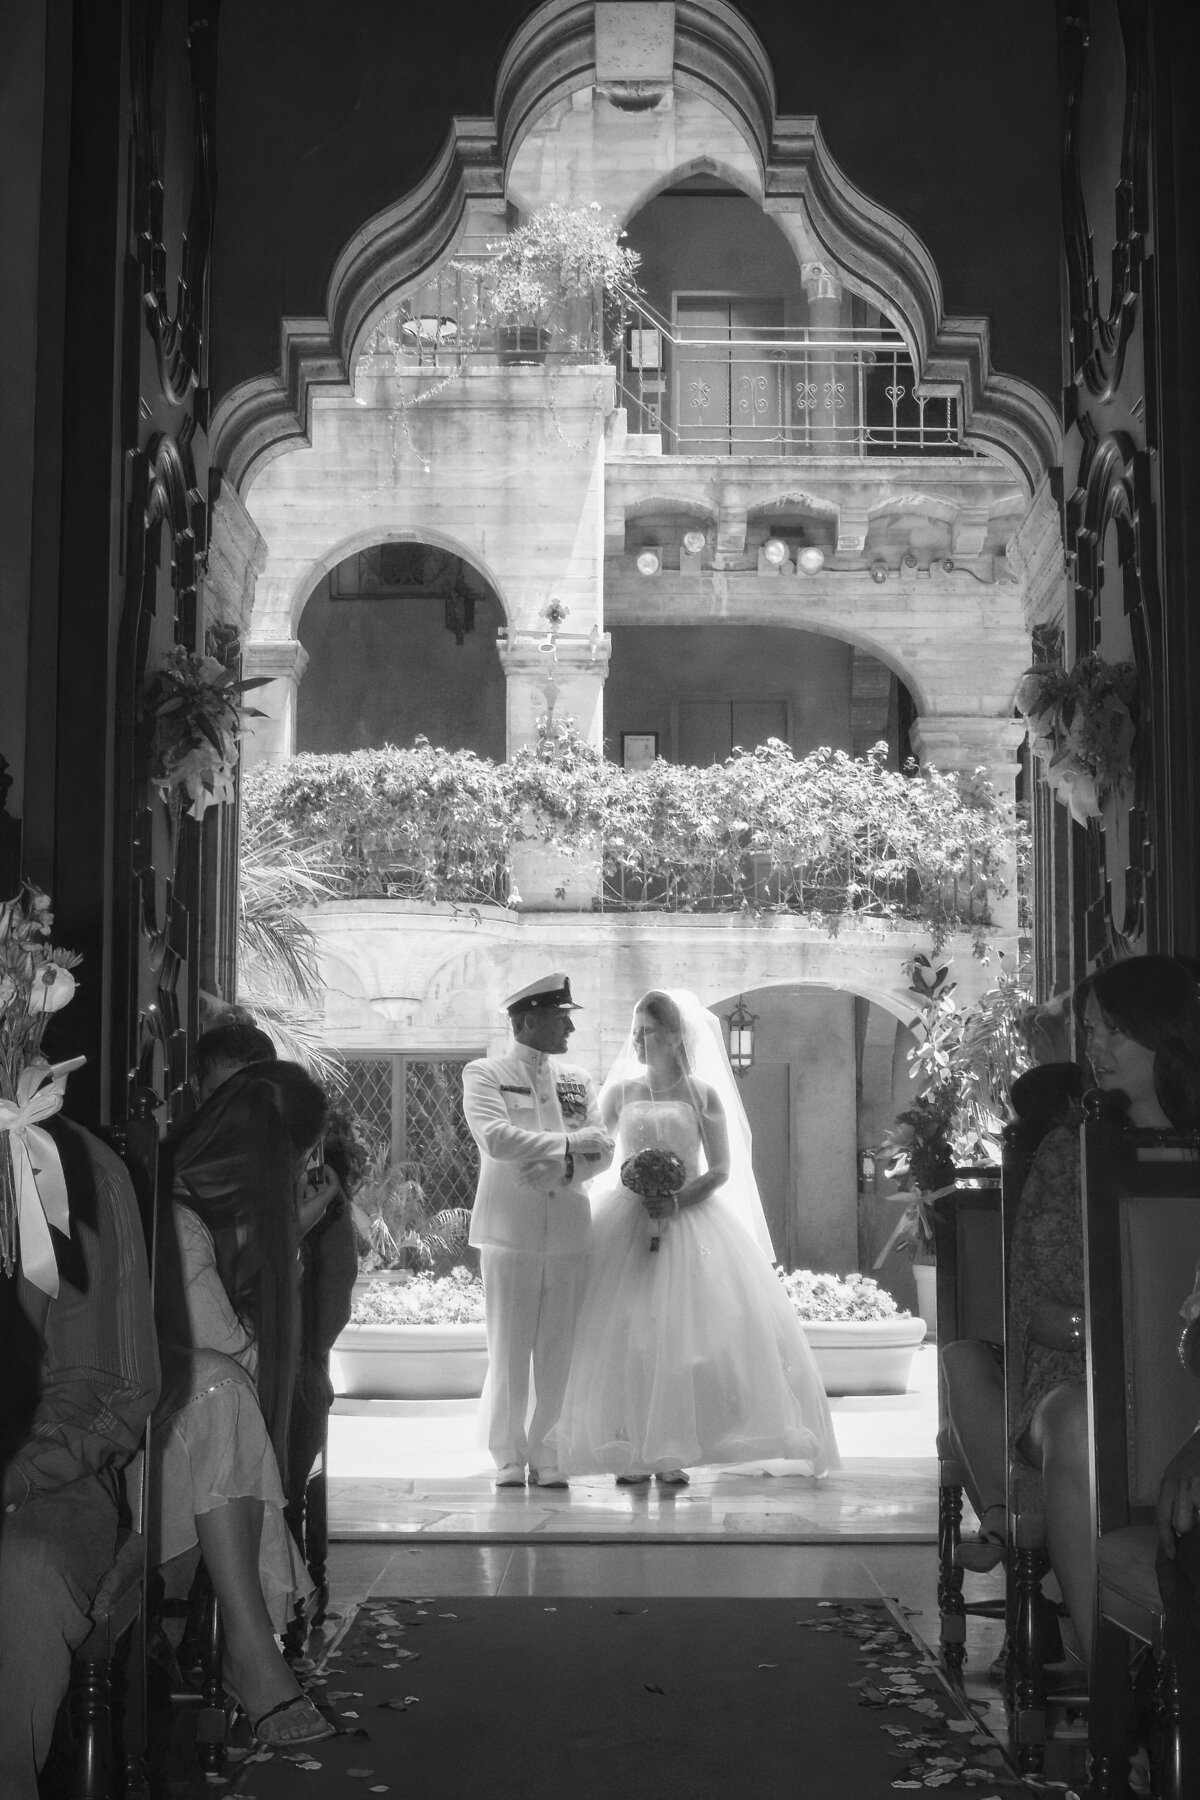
[0,1056,86,1298]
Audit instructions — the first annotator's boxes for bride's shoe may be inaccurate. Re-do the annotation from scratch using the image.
[655,1470,690,1486]
[615,1472,651,1485]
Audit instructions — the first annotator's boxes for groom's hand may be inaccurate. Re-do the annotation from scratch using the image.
[569,1126,614,1163]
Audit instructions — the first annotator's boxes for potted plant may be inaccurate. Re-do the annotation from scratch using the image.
[777,1269,925,1395]
[1015,651,1136,826]
[873,952,1032,1332]
[467,202,642,364]
[331,1266,488,1401]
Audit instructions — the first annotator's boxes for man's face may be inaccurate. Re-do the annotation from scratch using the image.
[517,1008,574,1056]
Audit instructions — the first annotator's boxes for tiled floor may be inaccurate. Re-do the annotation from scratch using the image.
[326,1346,943,1541]
[318,1345,1091,1787]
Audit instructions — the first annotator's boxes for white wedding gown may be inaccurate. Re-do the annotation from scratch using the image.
[552,1099,840,1477]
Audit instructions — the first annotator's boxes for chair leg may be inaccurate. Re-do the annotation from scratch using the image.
[72,1658,112,1800]
[306,1454,329,1626]
[1010,1540,1051,1774]
[1153,1646,1182,1800]
[1086,1614,1137,1798]
[194,1588,227,1774]
[938,1479,967,1677]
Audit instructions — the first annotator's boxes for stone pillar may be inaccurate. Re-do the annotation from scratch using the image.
[908,715,1026,937]
[497,628,612,754]
[791,989,858,1271]
[201,479,267,639]
[801,262,846,450]
[241,640,310,768]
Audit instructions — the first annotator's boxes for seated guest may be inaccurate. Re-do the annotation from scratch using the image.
[0,1105,159,1799]
[153,1058,337,1746]
[1009,955,1200,1669]
[941,1060,1083,1571]
[285,1097,366,1555]
[193,1013,278,1102]
[1157,1396,1200,1780]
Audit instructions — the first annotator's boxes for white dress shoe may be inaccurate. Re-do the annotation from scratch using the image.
[494,1462,526,1487]
[529,1467,568,1488]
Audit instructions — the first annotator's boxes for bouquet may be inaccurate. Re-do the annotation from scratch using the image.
[620,1146,686,1252]
[0,883,85,1295]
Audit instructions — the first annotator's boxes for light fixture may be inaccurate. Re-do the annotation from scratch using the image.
[726,994,758,1077]
[762,537,789,567]
[636,549,661,576]
[682,529,707,556]
[870,560,889,583]
[796,546,825,575]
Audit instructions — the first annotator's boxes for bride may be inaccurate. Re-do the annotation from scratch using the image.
[552,989,839,1484]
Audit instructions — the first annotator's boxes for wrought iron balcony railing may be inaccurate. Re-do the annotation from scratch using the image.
[360,268,963,458]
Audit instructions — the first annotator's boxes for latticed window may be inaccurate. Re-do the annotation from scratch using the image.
[343,1054,482,1216]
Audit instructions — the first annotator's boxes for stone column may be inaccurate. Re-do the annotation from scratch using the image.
[241,640,310,768]
[496,628,612,754]
[908,715,1026,938]
[800,262,846,450]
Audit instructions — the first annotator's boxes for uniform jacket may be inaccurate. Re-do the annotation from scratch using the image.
[463,1042,607,1256]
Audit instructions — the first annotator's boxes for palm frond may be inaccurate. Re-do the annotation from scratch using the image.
[235,990,347,1093]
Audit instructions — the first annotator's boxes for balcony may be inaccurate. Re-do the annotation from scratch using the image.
[359,270,962,460]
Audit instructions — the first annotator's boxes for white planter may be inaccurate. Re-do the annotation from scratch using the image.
[800,1315,927,1396]
[331,1322,489,1400]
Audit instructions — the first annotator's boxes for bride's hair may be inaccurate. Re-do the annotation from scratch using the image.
[636,990,692,1071]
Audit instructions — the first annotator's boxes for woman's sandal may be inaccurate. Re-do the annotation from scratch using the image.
[250,1694,336,1746]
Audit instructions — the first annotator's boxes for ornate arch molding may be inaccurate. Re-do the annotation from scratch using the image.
[211,0,1060,499]
[1060,0,1148,408]
[1067,424,1162,953]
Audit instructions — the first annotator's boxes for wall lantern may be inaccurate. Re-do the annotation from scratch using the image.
[762,537,789,567]
[726,994,758,1077]
[870,560,889,583]
[796,546,825,575]
[682,529,707,556]
[636,549,661,576]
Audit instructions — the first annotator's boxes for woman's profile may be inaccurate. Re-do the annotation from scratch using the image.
[552,989,839,1484]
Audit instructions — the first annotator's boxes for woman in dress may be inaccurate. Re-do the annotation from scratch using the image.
[553,989,839,1484]
[153,1058,338,1746]
[1008,954,1200,1666]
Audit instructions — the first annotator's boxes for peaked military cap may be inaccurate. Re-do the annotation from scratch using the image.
[504,972,580,1015]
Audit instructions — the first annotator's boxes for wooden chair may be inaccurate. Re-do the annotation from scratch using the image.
[1080,1120,1200,1798]
[68,1456,149,1799]
[930,1164,1007,1676]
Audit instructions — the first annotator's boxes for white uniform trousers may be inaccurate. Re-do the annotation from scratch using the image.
[480,1246,588,1470]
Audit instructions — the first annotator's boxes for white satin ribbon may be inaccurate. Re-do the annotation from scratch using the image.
[0,1056,86,1298]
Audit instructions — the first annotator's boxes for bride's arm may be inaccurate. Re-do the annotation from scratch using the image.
[671,1086,730,1213]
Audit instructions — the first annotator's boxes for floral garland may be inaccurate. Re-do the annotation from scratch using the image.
[1015,653,1137,825]
[0,884,84,1292]
[143,640,268,822]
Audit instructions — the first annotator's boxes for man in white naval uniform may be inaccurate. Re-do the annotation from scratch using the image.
[463,973,613,1489]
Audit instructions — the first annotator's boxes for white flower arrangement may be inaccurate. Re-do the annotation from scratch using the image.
[350,1267,485,1326]
[777,1268,910,1323]
[0,884,84,1292]
[1015,654,1137,826]
[143,640,269,822]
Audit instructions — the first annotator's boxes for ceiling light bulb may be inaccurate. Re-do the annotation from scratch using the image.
[796,547,825,574]
[636,549,661,576]
[682,530,706,556]
[763,537,789,566]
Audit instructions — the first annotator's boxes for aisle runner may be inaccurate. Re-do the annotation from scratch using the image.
[233,1599,1031,1799]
